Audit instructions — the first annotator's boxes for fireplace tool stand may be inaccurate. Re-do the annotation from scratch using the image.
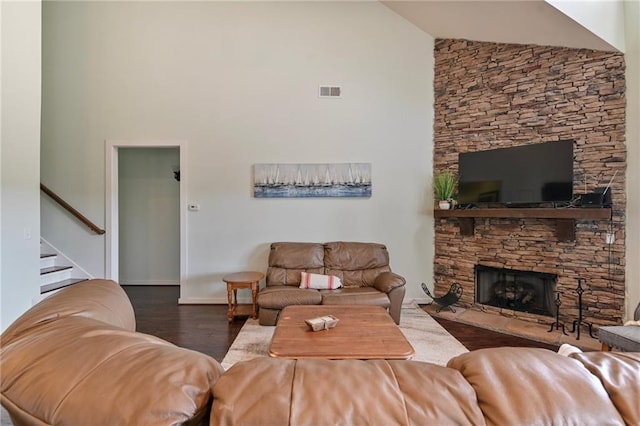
[570,278,595,340]
[548,291,567,335]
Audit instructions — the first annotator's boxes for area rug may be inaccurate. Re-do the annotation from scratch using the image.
[221,301,469,370]
[1,407,10,426]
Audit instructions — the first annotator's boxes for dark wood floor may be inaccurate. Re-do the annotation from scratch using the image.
[123,285,558,362]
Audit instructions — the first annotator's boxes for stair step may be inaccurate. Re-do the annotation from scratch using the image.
[40,253,56,259]
[40,278,87,294]
[40,254,58,268]
[40,265,72,275]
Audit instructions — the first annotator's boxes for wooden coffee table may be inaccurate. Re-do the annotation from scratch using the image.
[268,305,414,359]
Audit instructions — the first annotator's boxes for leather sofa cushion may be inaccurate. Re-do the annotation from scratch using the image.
[257,286,322,310]
[326,267,391,288]
[0,280,225,426]
[269,242,325,269]
[324,242,392,287]
[320,287,390,308]
[1,315,223,425]
[268,267,325,287]
[570,352,640,425]
[447,347,626,425]
[324,241,389,270]
[1,279,135,345]
[267,242,325,286]
[211,357,485,425]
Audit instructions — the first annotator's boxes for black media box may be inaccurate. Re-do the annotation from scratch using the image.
[580,187,612,208]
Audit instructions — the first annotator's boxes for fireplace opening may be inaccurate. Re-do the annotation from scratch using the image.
[475,265,557,317]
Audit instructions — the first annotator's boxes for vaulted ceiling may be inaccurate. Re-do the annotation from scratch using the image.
[382,1,619,52]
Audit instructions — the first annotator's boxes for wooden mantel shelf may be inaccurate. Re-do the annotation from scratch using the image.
[434,207,612,241]
[434,207,611,220]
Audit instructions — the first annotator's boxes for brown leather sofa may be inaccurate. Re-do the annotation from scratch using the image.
[2,279,640,426]
[213,350,640,426]
[257,242,407,326]
[0,279,224,426]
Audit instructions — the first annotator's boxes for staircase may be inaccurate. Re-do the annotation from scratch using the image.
[38,185,103,295]
[40,240,90,294]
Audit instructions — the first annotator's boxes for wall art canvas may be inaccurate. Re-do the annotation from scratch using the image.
[254,163,371,198]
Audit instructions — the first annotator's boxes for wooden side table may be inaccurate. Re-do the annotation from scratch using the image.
[223,271,264,322]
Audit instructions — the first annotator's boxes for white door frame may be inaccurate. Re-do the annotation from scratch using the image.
[105,140,187,286]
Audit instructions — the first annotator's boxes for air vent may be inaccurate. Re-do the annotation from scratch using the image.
[319,85,342,98]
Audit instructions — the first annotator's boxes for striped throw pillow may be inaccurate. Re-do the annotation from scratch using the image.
[299,272,342,290]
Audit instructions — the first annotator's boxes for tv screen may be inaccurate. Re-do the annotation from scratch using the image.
[458,140,574,205]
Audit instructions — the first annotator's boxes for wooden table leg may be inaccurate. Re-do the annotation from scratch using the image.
[233,288,238,319]
[227,285,234,322]
[251,281,258,319]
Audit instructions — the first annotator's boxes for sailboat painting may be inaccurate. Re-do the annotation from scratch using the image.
[254,163,372,198]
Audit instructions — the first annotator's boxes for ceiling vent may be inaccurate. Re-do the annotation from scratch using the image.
[319,85,342,98]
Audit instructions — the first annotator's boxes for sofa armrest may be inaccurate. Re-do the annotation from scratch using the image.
[373,272,406,293]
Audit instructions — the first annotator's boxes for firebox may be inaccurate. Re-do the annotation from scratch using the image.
[475,265,557,317]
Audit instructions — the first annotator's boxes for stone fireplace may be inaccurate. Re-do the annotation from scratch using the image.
[475,266,556,317]
[433,39,626,328]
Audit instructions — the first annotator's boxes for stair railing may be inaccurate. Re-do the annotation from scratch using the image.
[40,183,106,235]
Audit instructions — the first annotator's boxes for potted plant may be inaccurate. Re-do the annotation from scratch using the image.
[433,171,456,210]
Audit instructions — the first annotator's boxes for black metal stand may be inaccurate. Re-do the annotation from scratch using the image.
[570,278,595,340]
[548,291,568,335]
[421,283,463,313]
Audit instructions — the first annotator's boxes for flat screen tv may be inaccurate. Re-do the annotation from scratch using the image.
[458,140,574,206]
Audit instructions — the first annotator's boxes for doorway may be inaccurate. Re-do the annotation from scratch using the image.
[118,147,180,284]
[105,140,186,287]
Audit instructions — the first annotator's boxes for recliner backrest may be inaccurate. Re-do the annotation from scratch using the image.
[324,241,391,288]
[266,242,325,286]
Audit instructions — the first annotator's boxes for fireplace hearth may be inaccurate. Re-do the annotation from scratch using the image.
[475,265,557,317]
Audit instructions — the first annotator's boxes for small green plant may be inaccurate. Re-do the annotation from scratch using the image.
[433,171,456,201]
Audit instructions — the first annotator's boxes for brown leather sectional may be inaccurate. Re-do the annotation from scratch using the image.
[0,280,224,425]
[257,242,407,325]
[213,351,640,426]
[2,279,639,426]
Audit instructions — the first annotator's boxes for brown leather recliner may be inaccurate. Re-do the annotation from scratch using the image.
[257,242,406,326]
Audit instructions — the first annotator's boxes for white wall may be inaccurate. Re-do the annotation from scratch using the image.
[624,0,640,319]
[546,0,626,52]
[1,0,42,331]
[118,147,180,285]
[41,2,435,304]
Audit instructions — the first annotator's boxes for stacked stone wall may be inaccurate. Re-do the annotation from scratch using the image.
[433,39,626,326]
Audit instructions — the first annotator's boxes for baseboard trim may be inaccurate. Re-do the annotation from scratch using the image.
[411,298,434,305]
[179,296,228,304]
[119,280,179,286]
